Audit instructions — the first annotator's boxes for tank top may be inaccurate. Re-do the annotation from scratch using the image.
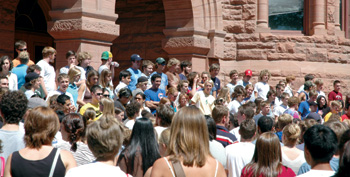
[163,157,218,177]
[11,148,66,177]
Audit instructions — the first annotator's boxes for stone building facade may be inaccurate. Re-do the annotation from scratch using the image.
[0,0,349,94]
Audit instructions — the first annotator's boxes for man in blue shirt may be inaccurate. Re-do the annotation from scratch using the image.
[127,54,143,91]
[149,57,168,91]
[298,90,318,119]
[145,74,166,114]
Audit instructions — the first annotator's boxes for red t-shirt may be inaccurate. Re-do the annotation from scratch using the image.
[341,114,350,121]
[328,90,343,101]
[241,166,295,177]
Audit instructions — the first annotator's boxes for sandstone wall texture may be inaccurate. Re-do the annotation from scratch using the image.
[219,0,350,97]
[112,0,167,75]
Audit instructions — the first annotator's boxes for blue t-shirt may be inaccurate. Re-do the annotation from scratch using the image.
[211,77,221,91]
[67,83,78,107]
[298,101,317,120]
[144,88,166,114]
[149,72,168,91]
[297,157,339,175]
[179,73,187,80]
[12,64,28,89]
[127,68,142,91]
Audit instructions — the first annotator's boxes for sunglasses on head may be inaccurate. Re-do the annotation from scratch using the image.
[18,48,27,51]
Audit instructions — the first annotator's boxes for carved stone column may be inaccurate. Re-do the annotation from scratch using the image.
[47,0,119,69]
[310,0,327,35]
[256,0,270,32]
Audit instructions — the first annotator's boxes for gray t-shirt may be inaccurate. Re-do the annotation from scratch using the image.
[0,129,25,160]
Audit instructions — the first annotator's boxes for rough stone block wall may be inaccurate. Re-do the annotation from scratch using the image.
[0,0,19,58]
[220,0,350,96]
[112,0,167,78]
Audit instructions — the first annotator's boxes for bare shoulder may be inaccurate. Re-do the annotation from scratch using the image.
[59,149,77,170]
[151,157,169,177]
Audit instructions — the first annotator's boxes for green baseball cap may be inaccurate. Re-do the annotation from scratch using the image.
[155,57,166,65]
[101,51,112,60]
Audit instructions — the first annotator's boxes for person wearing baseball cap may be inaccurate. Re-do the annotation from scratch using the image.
[149,57,168,91]
[23,72,41,99]
[237,69,253,87]
[127,54,143,91]
[98,51,119,82]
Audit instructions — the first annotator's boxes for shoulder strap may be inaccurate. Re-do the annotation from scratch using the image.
[171,160,186,177]
[0,156,5,177]
[48,148,60,177]
[163,157,176,177]
[214,159,218,177]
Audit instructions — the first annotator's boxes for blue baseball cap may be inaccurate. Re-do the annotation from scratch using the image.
[131,54,143,61]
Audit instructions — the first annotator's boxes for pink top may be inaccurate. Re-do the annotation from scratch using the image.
[241,166,295,177]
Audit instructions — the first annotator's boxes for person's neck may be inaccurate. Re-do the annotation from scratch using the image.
[151,86,158,90]
[59,89,66,93]
[143,71,150,76]
[240,138,254,143]
[156,69,162,73]
[91,99,99,106]
[30,87,36,92]
[283,103,288,107]
[1,70,9,76]
[169,69,176,74]
[131,66,138,70]
[216,123,225,127]
[95,158,116,166]
[203,91,210,96]
[262,112,268,116]
[1,123,20,131]
[283,142,296,148]
[230,80,237,84]
[128,116,136,120]
[311,162,333,171]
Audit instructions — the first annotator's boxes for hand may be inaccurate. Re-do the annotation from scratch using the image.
[111,62,119,67]
[69,105,76,113]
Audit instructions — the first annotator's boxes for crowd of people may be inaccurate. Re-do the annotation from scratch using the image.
[0,40,348,177]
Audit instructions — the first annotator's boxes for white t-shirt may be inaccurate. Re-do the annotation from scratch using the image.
[297,85,304,94]
[229,127,240,142]
[98,65,108,74]
[237,80,252,87]
[317,90,326,98]
[191,91,215,115]
[124,119,135,130]
[226,142,255,177]
[65,162,129,177]
[24,90,35,99]
[228,99,241,115]
[155,126,167,139]
[281,148,306,174]
[297,170,335,177]
[284,85,293,97]
[254,82,270,100]
[37,60,56,92]
[273,104,288,117]
[8,73,18,91]
[226,82,238,95]
[114,82,128,97]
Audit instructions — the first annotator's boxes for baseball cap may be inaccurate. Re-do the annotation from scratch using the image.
[25,72,40,84]
[28,97,47,109]
[101,51,112,60]
[245,69,252,76]
[305,112,321,122]
[137,76,148,83]
[131,54,143,61]
[155,57,166,65]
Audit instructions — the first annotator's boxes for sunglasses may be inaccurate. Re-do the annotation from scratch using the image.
[18,48,27,51]
[96,93,103,96]
[103,94,110,98]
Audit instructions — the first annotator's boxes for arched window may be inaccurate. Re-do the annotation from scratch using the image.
[268,0,304,30]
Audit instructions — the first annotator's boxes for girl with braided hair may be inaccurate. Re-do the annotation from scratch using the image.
[55,113,95,166]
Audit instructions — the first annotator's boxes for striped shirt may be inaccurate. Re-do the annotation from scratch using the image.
[216,125,238,147]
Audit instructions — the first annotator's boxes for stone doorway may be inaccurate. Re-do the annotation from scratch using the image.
[15,0,53,63]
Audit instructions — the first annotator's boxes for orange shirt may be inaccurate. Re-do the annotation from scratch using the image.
[12,58,35,67]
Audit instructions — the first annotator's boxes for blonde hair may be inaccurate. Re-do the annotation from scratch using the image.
[330,100,342,109]
[282,124,301,145]
[86,114,123,159]
[160,97,171,105]
[159,128,171,147]
[68,67,81,84]
[19,51,30,60]
[217,86,230,103]
[278,114,293,130]
[77,51,92,64]
[99,69,112,90]
[204,80,214,87]
[314,79,324,86]
[286,75,295,83]
[100,97,115,116]
[259,69,271,81]
[167,58,180,67]
[42,47,56,58]
[168,106,210,167]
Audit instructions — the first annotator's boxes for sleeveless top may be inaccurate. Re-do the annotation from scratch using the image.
[163,157,218,177]
[11,148,66,177]
[301,90,309,101]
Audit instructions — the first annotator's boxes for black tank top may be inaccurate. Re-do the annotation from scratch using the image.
[11,148,66,177]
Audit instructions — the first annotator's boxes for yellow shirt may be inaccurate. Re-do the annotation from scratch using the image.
[79,103,102,121]
[191,91,215,115]
[324,112,341,122]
